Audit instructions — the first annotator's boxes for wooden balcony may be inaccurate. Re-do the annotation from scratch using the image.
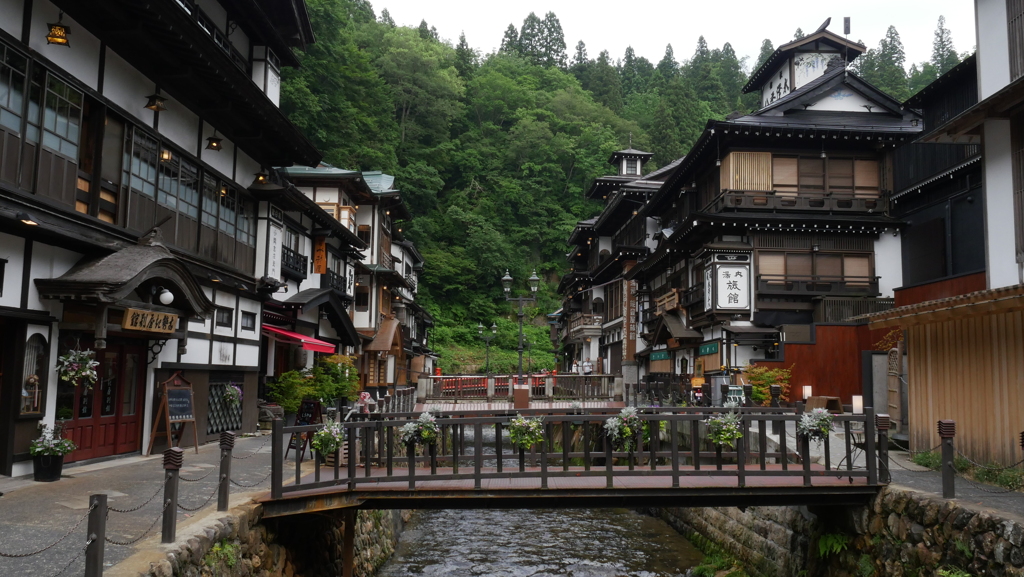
[567,313,603,341]
[813,297,895,323]
[681,285,705,311]
[379,250,394,270]
[709,192,886,214]
[757,275,880,297]
[321,269,349,295]
[281,246,308,281]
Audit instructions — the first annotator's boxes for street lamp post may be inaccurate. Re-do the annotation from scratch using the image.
[502,269,540,393]
[477,322,497,374]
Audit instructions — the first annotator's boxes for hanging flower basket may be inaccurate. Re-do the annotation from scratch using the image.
[507,415,544,450]
[604,407,643,452]
[706,410,743,449]
[311,417,346,456]
[798,408,834,444]
[56,349,99,387]
[400,412,439,447]
[222,384,243,409]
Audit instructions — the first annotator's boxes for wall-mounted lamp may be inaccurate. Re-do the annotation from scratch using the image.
[157,287,174,306]
[254,171,269,185]
[852,394,864,415]
[46,12,70,46]
[144,93,167,112]
[159,149,172,162]
[209,273,222,283]
[206,130,223,151]
[802,385,812,401]
[812,244,820,252]
[16,211,38,226]
[911,118,920,127]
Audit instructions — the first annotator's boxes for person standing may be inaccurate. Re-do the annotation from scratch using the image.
[583,357,594,394]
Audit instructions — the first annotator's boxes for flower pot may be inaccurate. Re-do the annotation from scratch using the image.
[33,454,65,482]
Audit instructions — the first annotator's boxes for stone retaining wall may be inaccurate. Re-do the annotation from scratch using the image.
[132,504,404,577]
[650,485,1024,577]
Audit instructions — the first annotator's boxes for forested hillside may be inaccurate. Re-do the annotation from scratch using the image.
[281,0,966,371]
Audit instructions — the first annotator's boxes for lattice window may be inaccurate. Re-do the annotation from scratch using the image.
[207,383,243,435]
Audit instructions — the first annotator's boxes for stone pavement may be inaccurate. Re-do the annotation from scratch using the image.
[0,433,277,577]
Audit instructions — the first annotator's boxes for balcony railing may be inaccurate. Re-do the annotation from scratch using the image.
[379,250,394,271]
[281,246,308,281]
[757,275,880,297]
[322,269,348,295]
[813,297,895,323]
[710,192,886,214]
[681,285,704,308]
[568,313,603,334]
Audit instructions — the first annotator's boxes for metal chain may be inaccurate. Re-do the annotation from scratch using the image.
[231,436,271,460]
[954,470,1021,494]
[954,450,1024,472]
[0,504,94,558]
[179,468,215,483]
[230,470,272,488]
[105,502,169,546]
[176,485,218,512]
[889,438,942,456]
[886,455,935,472]
[108,483,165,514]
[50,537,92,577]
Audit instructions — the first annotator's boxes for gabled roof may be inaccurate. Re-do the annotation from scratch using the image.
[744,29,866,94]
[752,65,904,117]
[362,171,397,193]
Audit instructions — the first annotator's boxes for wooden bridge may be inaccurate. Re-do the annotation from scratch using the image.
[258,406,890,519]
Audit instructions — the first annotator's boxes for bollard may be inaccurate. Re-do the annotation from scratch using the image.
[865,406,877,485]
[271,419,283,500]
[770,385,782,434]
[743,384,753,408]
[84,494,107,577]
[939,420,956,498]
[720,383,730,406]
[876,414,891,483]
[218,431,235,512]
[162,447,183,543]
[701,384,712,407]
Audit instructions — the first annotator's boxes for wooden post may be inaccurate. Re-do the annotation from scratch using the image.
[474,422,483,490]
[770,385,782,435]
[939,420,956,498]
[407,443,416,490]
[876,414,891,484]
[271,419,283,499]
[84,494,107,577]
[798,403,811,487]
[865,406,877,486]
[218,431,234,512]
[342,508,356,577]
[162,448,183,543]
[670,419,679,488]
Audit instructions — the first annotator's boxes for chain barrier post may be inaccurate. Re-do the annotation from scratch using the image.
[162,447,183,543]
[876,414,891,483]
[770,385,781,435]
[701,384,712,407]
[939,420,956,499]
[271,418,283,500]
[218,431,235,512]
[84,494,107,577]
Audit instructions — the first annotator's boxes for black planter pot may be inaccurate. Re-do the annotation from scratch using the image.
[33,454,65,482]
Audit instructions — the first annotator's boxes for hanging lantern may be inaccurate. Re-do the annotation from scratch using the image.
[206,130,223,151]
[144,93,167,112]
[46,12,70,47]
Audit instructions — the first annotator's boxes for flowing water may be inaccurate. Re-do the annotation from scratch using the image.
[377,424,704,577]
[377,507,705,577]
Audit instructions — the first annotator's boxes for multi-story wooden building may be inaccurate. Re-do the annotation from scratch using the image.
[0,0,330,476]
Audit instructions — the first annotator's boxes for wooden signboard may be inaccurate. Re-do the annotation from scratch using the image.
[146,371,199,455]
[313,236,327,274]
[122,308,178,333]
[286,399,323,462]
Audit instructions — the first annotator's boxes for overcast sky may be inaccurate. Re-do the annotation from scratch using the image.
[373,1,976,73]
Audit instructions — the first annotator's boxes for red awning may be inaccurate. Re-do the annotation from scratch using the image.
[262,325,336,354]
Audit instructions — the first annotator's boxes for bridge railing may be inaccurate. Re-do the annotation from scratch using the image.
[270,406,887,498]
[425,375,616,402]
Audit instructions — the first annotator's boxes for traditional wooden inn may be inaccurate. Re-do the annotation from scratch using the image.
[559,24,918,402]
[867,0,1024,465]
[0,0,326,476]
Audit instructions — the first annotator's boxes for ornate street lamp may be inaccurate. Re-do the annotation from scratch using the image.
[502,269,540,392]
[477,322,497,374]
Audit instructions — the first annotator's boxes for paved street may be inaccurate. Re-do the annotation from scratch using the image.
[0,434,276,577]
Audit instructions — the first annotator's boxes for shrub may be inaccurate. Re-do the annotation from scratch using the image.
[817,533,850,557]
[911,451,941,470]
[203,539,240,568]
[744,364,793,405]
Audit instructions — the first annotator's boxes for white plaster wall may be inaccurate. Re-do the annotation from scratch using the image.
[200,122,235,179]
[645,217,658,250]
[28,243,79,310]
[297,186,316,198]
[211,340,234,365]
[760,60,792,108]
[158,104,199,157]
[874,233,903,297]
[236,343,259,367]
[197,0,228,30]
[235,150,261,189]
[598,236,611,253]
[811,87,884,112]
[0,232,25,309]
[103,48,155,125]
[158,338,178,364]
[189,315,211,333]
[0,0,22,37]
[976,0,1012,100]
[793,53,832,88]
[30,1,100,90]
[982,118,1020,288]
[180,339,211,364]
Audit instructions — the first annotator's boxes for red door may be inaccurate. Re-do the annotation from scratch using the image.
[62,344,145,462]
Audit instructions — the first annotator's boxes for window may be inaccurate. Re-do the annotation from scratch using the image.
[606,281,623,320]
[157,156,200,218]
[236,198,255,246]
[284,227,302,251]
[20,334,48,416]
[219,187,236,235]
[201,174,220,228]
[357,225,371,244]
[355,285,369,311]
[827,158,854,195]
[0,43,26,134]
[240,311,256,331]
[215,307,233,327]
[772,157,798,195]
[625,159,638,175]
[41,74,82,158]
[798,157,824,193]
[758,251,873,281]
[126,129,158,198]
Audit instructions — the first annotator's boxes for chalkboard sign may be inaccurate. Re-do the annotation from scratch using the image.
[286,399,323,462]
[146,372,199,455]
[166,388,195,422]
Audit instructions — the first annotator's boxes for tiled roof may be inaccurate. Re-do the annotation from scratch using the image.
[863,284,1024,328]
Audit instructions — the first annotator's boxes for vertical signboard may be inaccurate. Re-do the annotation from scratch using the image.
[703,267,712,311]
[715,264,750,310]
[313,236,327,274]
[267,224,283,280]
[623,262,637,362]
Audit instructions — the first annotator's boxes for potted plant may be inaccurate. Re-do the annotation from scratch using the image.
[55,349,99,389]
[604,406,644,453]
[706,409,744,449]
[222,383,242,409]
[400,412,439,449]
[798,408,834,446]
[311,417,346,465]
[30,423,76,482]
[508,414,544,471]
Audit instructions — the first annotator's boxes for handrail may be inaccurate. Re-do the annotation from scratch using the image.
[269,407,886,498]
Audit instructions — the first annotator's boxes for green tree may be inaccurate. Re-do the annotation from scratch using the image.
[713,42,748,111]
[378,8,394,27]
[755,39,775,71]
[417,19,439,42]
[649,78,712,166]
[455,32,478,78]
[518,12,544,65]
[857,25,910,101]
[499,24,519,54]
[586,50,624,112]
[539,12,568,69]
[570,40,592,85]
[794,27,805,40]
[653,43,678,89]
[931,15,960,75]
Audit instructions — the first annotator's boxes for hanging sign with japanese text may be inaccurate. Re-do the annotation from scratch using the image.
[715,264,750,310]
[313,236,328,275]
[122,308,178,333]
[703,267,712,311]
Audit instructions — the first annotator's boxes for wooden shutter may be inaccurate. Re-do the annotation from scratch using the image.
[815,254,842,279]
[844,255,871,286]
[758,252,785,282]
[786,253,813,277]
[726,152,772,192]
[798,157,825,194]
[772,156,798,196]
[828,158,854,195]
[854,160,880,198]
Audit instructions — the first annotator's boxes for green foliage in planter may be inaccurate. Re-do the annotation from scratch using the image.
[203,539,241,569]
